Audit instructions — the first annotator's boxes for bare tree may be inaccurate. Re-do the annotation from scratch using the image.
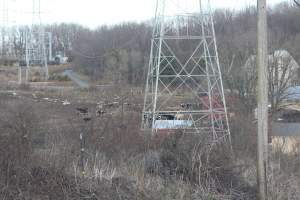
[268,52,298,112]
[244,51,298,113]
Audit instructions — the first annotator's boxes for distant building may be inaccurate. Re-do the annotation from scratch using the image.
[246,50,300,153]
[244,49,300,102]
[244,49,300,87]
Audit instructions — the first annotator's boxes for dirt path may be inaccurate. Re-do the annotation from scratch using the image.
[63,69,90,88]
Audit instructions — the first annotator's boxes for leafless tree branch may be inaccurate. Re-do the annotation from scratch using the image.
[294,0,300,7]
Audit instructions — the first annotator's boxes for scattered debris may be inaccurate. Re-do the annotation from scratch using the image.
[95,104,106,116]
[76,107,92,121]
[62,100,71,105]
[76,107,89,114]
[97,101,104,105]
[114,95,120,100]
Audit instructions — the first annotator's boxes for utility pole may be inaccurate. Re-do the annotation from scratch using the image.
[257,0,268,199]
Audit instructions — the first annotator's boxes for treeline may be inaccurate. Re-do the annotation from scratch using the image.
[70,23,152,84]
[214,3,300,110]
[10,2,300,87]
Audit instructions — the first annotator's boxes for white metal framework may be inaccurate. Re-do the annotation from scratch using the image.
[0,0,16,61]
[142,0,230,141]
[1,0,9,58]
[20,0,48,83]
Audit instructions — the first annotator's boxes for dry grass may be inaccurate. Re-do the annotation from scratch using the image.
[48,63,71,74]
[0,66,18,82]
[2,87,300,199]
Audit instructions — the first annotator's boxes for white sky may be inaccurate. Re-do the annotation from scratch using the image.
[2,0,288,28]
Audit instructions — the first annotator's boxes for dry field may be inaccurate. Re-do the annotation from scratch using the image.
[0,85,299,199]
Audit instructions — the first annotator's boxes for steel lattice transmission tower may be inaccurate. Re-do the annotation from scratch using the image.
[1,0,9,58]
[20,0,48,83]
[0,0,16,61]
[142,0,231,141]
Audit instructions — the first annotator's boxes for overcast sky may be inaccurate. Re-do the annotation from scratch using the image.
[3,0,288,28]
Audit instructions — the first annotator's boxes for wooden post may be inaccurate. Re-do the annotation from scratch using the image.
[80,132,85,176]
[257,0,268,199]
